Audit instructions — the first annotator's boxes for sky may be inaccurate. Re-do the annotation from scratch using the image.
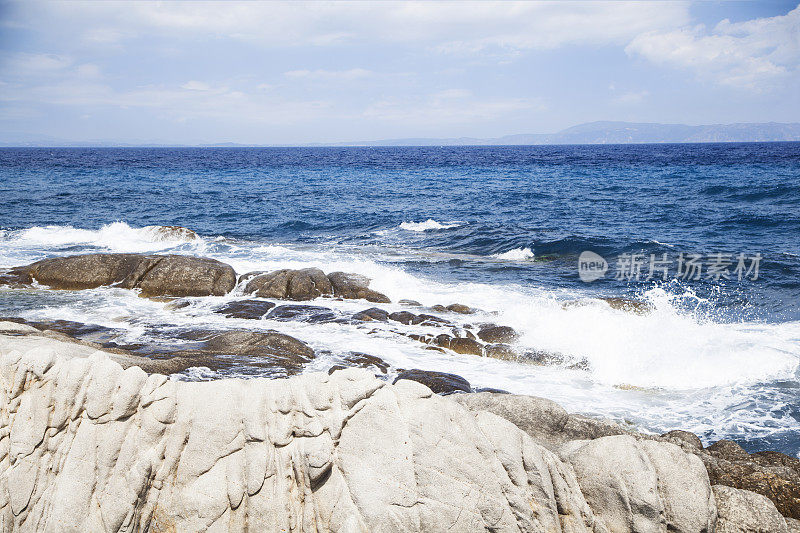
[0,0,798,144]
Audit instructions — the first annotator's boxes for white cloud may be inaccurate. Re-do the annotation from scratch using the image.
[181,80,213,91]
[626,6,800,90]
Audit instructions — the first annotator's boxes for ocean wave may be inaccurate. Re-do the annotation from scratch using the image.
[399,219,462,232]
[490,247,535,261]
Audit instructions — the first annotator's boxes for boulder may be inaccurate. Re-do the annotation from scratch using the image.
[702,439,800,519]
[484,343,517,361]
[477,325,520,343]
[214,299,276,319]
[713,485,788,533]
[393,369,471,395]
[661,430,704,450]
[446,303,474,314]
[449,337,484,355]
[203,329,314,360]
[388,311,424,325]
[398,299,421,307]
[561,435,717,533]
[243,268,333,300]
[327,271,391,303]
[352,307,390,322]
[6,253,237,297]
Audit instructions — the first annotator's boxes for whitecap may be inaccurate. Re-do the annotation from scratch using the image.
[399,219,462,232]
[491,247,535,261]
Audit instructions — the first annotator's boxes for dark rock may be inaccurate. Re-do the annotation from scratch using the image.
[340,352,390,373]
[477,325,519,343]
[352,307,390,322]
[432,334,453,348]
[661,430,704,450]
[244,268,333,300]
[702,439,800,519]
[214,299,276,319]
[0,269,33,287]
[7,253,237,297]
[523,350,565,366]
[449,337,484,355]
[203,329,314,368]
[446,303,474,314]
[473,388,510,394]
[431,304,448,312]
[485,343,517,361]
[398,299,422,307]
[327,365,347,375]
[327,271,390,303]
[165,299,192,311]
[416,314,451,326]
[388,311,423,325]
[393,369,471,395]
[267,304,337,323]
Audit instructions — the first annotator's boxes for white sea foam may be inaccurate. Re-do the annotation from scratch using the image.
[399,219,462,231]
[491,247,535,261]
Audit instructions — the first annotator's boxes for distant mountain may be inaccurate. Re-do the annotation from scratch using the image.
[332,122,800,146]
[1,121,799,147]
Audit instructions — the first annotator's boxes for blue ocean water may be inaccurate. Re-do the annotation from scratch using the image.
[1,144,799,454]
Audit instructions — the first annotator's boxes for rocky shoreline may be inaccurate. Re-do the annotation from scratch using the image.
[1,246,799,531]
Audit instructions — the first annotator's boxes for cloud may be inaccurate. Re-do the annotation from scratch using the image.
[626,5,800,90]
[181,80,213,91]
[283,68,372,80]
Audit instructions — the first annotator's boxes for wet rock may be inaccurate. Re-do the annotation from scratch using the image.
[7,253,236,297]
[164,298,192,311]
[398,299,421,307]
[339,352,390,374]
[352,307,390,322]
[431,304,448,312]
[484,343,517,361]
[449,337,484,356]
[244,268,333,300]
[203,329,314,369]
[432,334,453,348]
[416,314,451,326]
[523,350,565,366]
[477,325,519,343]
[327,271,390,303]
[393,369,471,395]
[388,311,423,325]
[714,485,789,532]
[141,225,199,242]
[0,269,33,287]
[267,304,337,323]
[446,303,474,314]
[703,439,800,519]
[451,327,476,340]
[214,299,276,319]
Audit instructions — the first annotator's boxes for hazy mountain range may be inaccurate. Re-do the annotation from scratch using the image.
[3,121,800,147]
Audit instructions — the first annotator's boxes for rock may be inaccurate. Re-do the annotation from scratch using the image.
[562,435,717,533]
[398,299,421,306]
[243,268,333,300]
[388,311,423,325]
[446,303,473,314]
[448,337,483,355]
[204,329,314,360]
[266,304,337,323]
[787,517,800,532]
[327,271,390,303]
[431,304,448,312]
[477,325,519,343]
[524,350,566,366]
[702,439,800,519]
[661,429,704,450]
[393,369,471,395]
[484,343,517,361]
[338,352,390,374]
[713,485,788,532]
[432,333,453,348]
[141,225,199,241]
[416,314,451,326]
[0,343,610,532]
[214,300,276,319]
[7,253,237,297]
[352,307,390,322]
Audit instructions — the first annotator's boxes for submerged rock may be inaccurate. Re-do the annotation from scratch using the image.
[352,307,390,322]
[214,299,277,319]
[388,310,424,325]
[6,253,237,297]
[448,337,483,355]
[484,343,517,361]
[393,368,471,394]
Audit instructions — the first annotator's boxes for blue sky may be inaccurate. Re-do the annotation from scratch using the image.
[0,1,798,144]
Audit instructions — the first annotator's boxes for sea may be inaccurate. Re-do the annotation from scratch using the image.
[1,144,799,456]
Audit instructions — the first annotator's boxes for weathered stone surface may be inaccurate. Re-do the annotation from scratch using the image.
[477,325,520,343]
[485,343,517,360]
[446,303,473,314]
[662,429,704,450]
[703,439,800,519]
[449,337,484,355]
[141,224,199,241]
[203,329,314,361]
[243,267,333,300]
[562,435,717,533]
[713,485,788,533]
[7,253,237,297]
[0,340,614,532]
[388,311,424,325]
[394,369,471,395]
[327,271,391,303]
[398,299,421,307]
[214,299,276,319]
